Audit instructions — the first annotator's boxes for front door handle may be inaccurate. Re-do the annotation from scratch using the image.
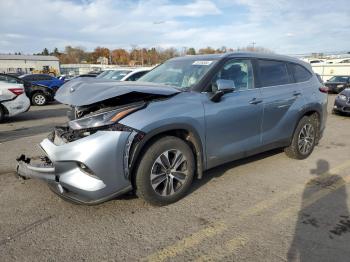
[249,98,263,105]
[293,92,302,97]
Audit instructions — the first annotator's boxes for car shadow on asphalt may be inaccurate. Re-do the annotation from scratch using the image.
[287,159,350,261]
[189,148,283,194]
[0,123,64,143]
[3,107,68,123]
[114,149,285,202]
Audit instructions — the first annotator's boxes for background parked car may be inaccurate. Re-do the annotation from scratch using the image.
[325,75,350,93]
[19,74,64,92]
[333,88,350,115]
[0,74,30,122]
[96,68,151,81]
[25,83,56,106]
[19,74,64,105]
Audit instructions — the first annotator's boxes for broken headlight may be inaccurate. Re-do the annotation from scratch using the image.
[68,104,143,130]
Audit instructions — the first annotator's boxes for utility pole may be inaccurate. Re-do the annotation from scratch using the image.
[251,41,256,50]
[141,48,144,67]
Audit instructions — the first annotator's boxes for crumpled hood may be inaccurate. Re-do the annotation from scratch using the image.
[54,78,180,106]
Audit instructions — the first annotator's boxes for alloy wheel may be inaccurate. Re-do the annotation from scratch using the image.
[150,149,189,196]
[34,94,46,105]
[298,123,315,155]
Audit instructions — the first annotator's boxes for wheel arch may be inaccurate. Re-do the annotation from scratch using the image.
[0,102,9,114]
[291,105,322,144]
[129,124,205,185]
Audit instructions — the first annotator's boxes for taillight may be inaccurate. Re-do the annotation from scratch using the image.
[319,86,328,93]
[8,88,24,96]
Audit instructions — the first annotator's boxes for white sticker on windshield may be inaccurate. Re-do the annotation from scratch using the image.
[192,60,213,66]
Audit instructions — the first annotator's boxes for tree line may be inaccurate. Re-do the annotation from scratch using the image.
[35,45,272,65]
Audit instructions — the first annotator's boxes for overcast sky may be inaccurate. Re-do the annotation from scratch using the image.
[0,0,349,54]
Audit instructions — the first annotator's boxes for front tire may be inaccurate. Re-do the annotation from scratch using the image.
[285,116,318,159]
[135,136,195,206]
[31,92,47,106]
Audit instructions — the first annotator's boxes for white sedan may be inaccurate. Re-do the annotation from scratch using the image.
[96,68,152,81]
[0,74,30,122]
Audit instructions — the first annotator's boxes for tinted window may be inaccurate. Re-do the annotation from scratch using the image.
[290,63,312,82]
[212,59,254,91]
[126,71,149,81]
[328,76,349,83]
[37,75,53,81]
[0,75,21,84]
[21,75,35,81]
[258,60,290,87]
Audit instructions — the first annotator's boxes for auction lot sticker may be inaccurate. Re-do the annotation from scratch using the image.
[192,61,213,66]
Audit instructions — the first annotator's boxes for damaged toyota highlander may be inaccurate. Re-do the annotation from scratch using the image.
[16,52,328,206]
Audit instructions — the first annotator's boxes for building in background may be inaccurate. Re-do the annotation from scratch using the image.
[60,64,120,76]
[0,54,60,76]
[96,56,108,65]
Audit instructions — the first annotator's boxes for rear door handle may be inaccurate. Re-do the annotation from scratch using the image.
[293,92,301,97]
[249,98,263,105]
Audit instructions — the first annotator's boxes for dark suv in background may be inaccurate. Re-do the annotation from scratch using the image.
[325,75,350,93]
[17,52,328,206]
[19,74,64,105]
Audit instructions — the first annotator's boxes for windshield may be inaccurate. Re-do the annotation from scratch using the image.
[96,70,131,80]
[137,59,217,89]
[328,76,348,83]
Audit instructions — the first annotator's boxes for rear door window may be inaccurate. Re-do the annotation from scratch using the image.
[289,63,312,82]
[37,75,52,81]
[23,75,35,81]
[258,60,291,87]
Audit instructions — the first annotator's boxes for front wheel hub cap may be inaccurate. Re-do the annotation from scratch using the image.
[150,149,188,196]
[298,123,315,155]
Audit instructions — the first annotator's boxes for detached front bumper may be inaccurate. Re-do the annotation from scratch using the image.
[17,130,134,204]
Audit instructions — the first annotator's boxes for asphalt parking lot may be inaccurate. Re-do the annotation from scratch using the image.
[0,95,350,261]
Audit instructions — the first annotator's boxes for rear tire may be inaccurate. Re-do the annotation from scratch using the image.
[31,92,47,106]
[285,116,318,159]
[135,136,195,206]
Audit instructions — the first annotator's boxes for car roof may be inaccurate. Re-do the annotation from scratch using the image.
[20,73,52,78]
[169,51,310,68]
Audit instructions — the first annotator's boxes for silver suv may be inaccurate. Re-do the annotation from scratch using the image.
[17,52,328,206]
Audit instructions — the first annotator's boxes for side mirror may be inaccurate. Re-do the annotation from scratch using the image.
[216,79,235,93]
[210,79,235,102]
